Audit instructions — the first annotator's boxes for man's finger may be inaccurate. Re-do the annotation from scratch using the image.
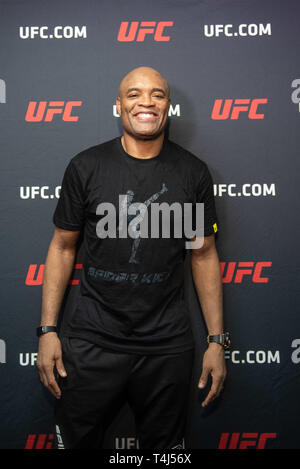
[214,374,225,393]
[38,369,47,387]
[198,368,210,389]
[44,365,62,399]
[56,357,67,378]
[201,373,225,407]
[201,383,219,407]
[47,378,62,399]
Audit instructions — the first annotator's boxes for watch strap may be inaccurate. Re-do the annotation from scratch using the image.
[36,326,58,337]
[207,332,230,349]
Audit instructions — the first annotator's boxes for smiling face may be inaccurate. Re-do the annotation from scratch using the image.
[116,67,171,140]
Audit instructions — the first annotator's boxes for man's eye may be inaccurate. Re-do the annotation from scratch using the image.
[154,95,164,98]
[128,94,138,98]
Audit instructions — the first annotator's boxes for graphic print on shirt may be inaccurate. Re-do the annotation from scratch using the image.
[117,183,168,264]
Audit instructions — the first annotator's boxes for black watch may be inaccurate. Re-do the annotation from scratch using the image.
[207,332,231,349]
[36,326,58,337]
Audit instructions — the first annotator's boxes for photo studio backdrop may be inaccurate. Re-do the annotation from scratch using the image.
[1,0,299,449]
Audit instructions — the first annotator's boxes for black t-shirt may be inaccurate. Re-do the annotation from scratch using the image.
[52,136,219,354]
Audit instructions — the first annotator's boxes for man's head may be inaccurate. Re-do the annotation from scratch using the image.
[116,66,171,140]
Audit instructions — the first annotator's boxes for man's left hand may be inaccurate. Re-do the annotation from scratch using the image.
[198,343,227,407]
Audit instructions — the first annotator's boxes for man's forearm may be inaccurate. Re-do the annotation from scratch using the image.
[190,247,223,335]
[40,242,76,327]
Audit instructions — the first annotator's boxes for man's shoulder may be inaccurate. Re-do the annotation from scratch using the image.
[70,137,118,167]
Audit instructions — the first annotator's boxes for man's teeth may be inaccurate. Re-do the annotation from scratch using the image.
[135,112,157,119]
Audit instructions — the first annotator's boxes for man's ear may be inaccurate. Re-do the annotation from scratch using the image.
[116,96,121,116]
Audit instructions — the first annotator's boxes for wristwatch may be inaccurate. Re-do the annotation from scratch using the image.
[207,332,231,349]
[36,326,58,337]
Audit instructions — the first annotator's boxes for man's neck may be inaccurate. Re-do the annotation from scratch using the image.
[121,132,165,159]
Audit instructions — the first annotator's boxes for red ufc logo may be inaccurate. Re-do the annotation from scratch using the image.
[25,101,82,122]
[211,98,267,120]
[25,434,54,449]
[220,262,272,283]
[25,264,82,285]
[218,432,277,449]
[25,262,271,285]
[117,21,173,42]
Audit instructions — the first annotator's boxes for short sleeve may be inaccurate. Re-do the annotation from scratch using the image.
[52,160,85,231]
[195,163,219,236]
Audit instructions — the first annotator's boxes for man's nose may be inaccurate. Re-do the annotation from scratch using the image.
[138,93,154,106]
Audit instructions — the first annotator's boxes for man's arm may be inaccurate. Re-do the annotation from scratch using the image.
[36,226,81,399]
[190,233,226,407]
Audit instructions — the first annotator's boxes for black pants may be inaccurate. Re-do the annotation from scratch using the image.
[54,337,195,449]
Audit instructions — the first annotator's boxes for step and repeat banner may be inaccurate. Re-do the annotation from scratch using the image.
[1,0,299,449]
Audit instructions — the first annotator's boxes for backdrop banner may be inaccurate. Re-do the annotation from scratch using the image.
[0,0,299,450]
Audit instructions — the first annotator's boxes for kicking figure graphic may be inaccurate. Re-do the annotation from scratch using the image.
[117,183,168,264]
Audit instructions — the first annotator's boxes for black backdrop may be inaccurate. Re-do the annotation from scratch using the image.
[1,0,299,449]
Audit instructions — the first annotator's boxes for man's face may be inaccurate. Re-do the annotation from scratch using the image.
[116,69,170,140]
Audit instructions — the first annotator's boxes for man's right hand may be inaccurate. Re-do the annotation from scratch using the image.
[36,333,67,399]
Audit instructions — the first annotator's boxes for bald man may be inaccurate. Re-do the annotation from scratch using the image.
[36,66,228,450]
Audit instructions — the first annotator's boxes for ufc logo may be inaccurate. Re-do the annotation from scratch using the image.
[211,98,267,119]
[25,101,82,122]
[117,21,173,42]
[25,264,82,285]
[115,437,139,449]
[25,434,54,449]
[220,262,272,283]
[25,262,271,285]
[218,432,277,449]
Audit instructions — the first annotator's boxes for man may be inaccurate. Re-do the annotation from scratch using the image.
[36,66,228,450]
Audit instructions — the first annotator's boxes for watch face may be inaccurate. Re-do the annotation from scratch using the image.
[207,333,230,348]
[224,333,231,348]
